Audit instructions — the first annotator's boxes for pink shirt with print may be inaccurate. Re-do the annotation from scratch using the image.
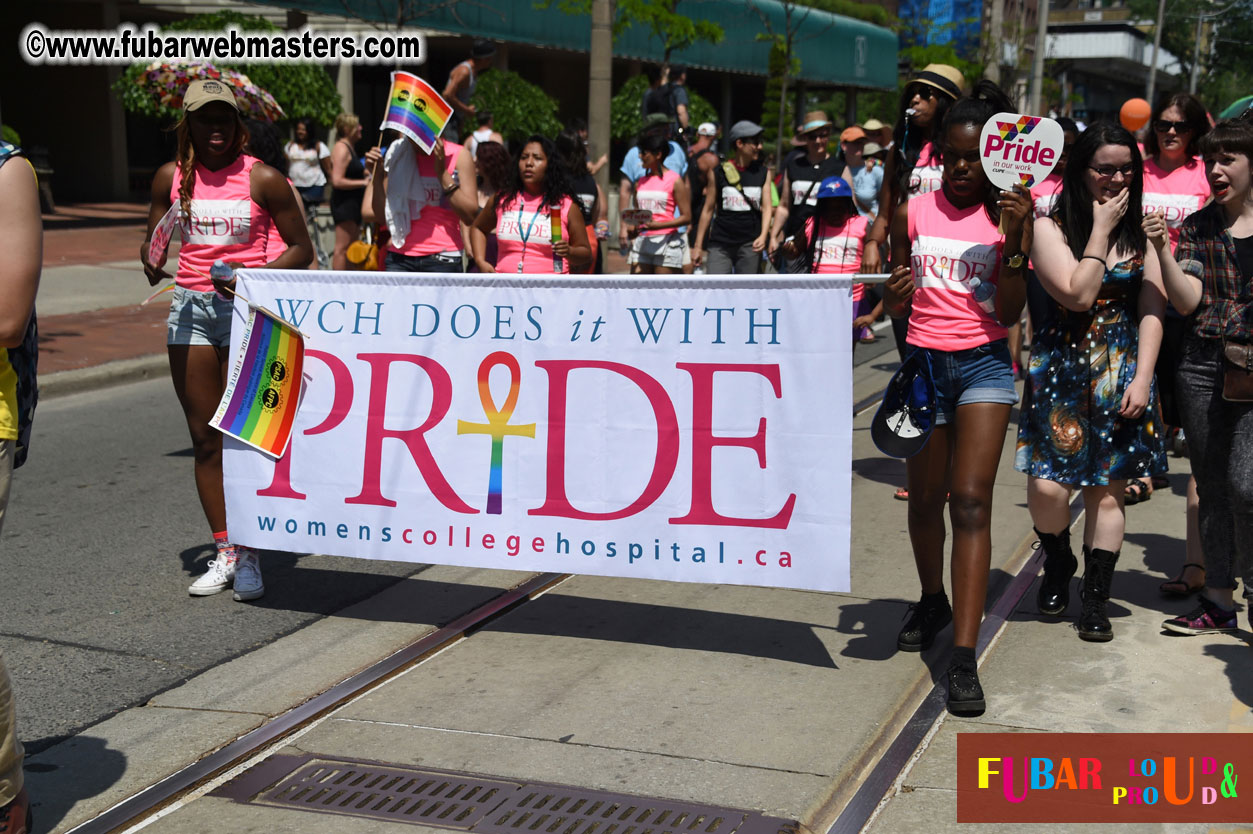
[1142,157,1210,253]
[495,192,574,274]
[170,155,272,292]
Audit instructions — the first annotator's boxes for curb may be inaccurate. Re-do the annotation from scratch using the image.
[39,354,168,399]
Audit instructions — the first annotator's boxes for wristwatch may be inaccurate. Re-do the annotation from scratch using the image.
[1002,252,1025,269]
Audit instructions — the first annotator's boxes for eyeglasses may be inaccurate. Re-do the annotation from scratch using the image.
[1153,119,1192,134]
[1088,164,1137,180]
[806,131,831,140]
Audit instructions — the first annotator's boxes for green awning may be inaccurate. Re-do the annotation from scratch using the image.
[247,0,897,89]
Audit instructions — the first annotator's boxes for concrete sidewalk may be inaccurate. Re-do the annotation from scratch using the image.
[26,217,1253,834]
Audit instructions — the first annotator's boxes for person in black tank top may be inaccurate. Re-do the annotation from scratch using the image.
[329,113,371,270]
[769,111,845,273]
[557,129,606,273]
[685,124,719,252]
[692,120,773,274]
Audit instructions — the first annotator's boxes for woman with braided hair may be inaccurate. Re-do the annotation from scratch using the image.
[139,79,312,603]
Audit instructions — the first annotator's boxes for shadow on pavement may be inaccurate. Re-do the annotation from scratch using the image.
[24,735,126,834]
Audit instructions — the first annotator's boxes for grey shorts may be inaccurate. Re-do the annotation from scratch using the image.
[167,286,233,348]
[629,232,689,268]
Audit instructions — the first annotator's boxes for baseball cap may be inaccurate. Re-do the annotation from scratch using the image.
[871,351,936,459]
[815,176,853,200]
[641,112,672,129]
[472,39,497,58]
[727,120,764,142]
[697,122,717,136]
[863,141,884,157]
[183,79,239,113]
[840,126,867,142]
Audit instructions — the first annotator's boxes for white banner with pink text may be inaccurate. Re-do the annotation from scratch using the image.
[223,270,853,592]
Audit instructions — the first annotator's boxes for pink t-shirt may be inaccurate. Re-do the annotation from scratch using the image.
[1142,157,1210,252]
[906,189,1006,350]
[494,192,574,274]
[908,142,944,197]
[388,141,465,258]
[169,155,272,292]
[635,168,680,236]
[1031,173,1063,218]
[807,214,868,300]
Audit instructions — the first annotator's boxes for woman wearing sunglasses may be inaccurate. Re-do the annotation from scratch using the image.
[1017,123,1168,642]
[1136,95,1212,598]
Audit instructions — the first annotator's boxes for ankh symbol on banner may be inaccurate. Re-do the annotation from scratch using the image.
[456,352,537,514]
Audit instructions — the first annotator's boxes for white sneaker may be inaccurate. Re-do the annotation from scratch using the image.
[188,555,236,596]
[232,549,265,601]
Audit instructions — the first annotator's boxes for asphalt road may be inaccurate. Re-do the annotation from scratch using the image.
[0,377,426,754]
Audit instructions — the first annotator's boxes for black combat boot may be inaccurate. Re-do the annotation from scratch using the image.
[1078,547,1119,642]
[1035,527,1078,616]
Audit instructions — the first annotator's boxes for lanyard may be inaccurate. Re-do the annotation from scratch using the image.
[516,199,547,274]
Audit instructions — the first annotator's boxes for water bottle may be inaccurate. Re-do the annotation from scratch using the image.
[210,260,233,296]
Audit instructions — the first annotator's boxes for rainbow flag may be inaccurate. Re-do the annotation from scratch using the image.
[211,306,305,458]
[380,71,453,153]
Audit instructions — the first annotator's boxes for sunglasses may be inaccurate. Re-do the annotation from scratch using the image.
[906,84,936,101]
[805,130,831,140]
[1089,164,1138,180]
[1153,119,1192,134]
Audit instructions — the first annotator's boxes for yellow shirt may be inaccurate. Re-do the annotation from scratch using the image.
[0,348,16,441]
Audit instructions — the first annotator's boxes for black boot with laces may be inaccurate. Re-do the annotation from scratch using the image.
[1078,547,1119,642]
[946,647,985,716]
[897,591,952,652]
[1035,527,1078,616]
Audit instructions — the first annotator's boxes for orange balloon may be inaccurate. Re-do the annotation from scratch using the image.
[1120,98,1151,131]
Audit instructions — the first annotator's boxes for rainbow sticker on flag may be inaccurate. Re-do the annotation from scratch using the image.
[380,71,453,153]
[211,306,305,458]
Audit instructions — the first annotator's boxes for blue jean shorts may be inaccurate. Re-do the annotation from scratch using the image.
[910,339,1018,426]
[167,286,234,348]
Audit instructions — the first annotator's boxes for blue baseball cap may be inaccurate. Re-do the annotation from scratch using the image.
[815,176,853,200]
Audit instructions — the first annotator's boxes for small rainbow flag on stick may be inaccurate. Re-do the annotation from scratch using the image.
[210,306,305,458]
[380,71,453,153]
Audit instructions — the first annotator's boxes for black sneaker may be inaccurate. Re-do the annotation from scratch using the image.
[946,663,986,716]
[897,594,953,652]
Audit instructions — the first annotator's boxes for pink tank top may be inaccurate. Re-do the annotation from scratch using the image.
[1031,173,1063,218]
[635,168,679,236]
[908,142,944,196]
[1142,157,1210,253]
[169,155,272,291]
[389,141,465,258]
[807,214,868,300]
[495,192,573,274]
[906,189,1006,350]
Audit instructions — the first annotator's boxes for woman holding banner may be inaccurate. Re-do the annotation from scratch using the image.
[139,79,312,602]
[469,135,591,274]
[881,81,1032,716]
[1016,122,1168,642]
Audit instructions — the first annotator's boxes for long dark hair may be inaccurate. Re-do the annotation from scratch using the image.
[245,119,287,176]
[475,140,512,196]
[891,79,959,191]
[497,134,577,210]
[939,80,1014,223]
[555,128,589,180]
[1143,92,1210,160]
[293,117,320,150]
[1052,122,1146,260]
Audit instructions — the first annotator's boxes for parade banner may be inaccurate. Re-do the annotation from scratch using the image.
[222,270,853,592]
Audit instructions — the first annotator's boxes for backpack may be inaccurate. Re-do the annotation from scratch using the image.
[0,142,38,468]
[643,83,677,120]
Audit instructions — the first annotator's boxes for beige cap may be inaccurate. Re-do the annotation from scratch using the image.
[862,118,887,132]
[183,79,239,113]
[863,141,884,156]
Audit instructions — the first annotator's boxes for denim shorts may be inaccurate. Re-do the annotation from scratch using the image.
[910,339,1018,425]
[384,250,465,273]
[167,286,233,348]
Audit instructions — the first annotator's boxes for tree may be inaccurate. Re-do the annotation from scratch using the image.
[750,0,828,165]
[609,74,718,140]
[111,11,341,125]
[469,69,563,143]
[546,0,724,63]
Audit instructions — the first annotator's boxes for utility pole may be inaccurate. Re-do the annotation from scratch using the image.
[589,0,613,203]
[1029,0,1049,114]
[1145,0,1167,105]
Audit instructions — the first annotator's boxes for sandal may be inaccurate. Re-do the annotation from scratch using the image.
[1160,563,1205,597]
[1124,478,1151,505]
[893,487,909,501]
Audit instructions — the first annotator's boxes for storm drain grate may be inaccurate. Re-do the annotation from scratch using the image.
[214,755,795,834]
[219,756,520,829]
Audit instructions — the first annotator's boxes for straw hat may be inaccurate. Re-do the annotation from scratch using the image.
[862,118,887,132]
[909,64,965,100]
[796,111,833,135]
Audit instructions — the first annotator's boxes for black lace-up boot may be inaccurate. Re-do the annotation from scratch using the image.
[897,591,953,652]
[1078,546,1119,642]
[1035,527,1078,616]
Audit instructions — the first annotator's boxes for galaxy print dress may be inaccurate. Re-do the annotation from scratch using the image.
[1014,258,1167,486]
